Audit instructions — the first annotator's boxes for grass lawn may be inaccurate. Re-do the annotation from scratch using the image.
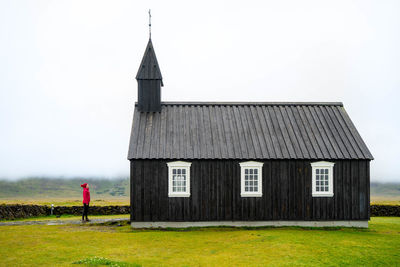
[0,217,399,266]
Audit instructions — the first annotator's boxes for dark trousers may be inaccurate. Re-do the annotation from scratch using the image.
[82,203,89,220]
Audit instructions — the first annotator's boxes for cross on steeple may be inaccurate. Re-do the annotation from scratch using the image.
[148,9,152,39]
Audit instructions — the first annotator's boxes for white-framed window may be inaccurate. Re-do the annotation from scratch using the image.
[240,161,263,197]
[167,161,191,197]
[311,161,335,197]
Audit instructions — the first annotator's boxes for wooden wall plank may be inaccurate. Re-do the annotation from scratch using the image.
[367,161,371,219]
[159,161,168,221]
[359,161,368,219]
[265,161,272,220]
[351,160,360,219]
[130,161,135,221]
[191,161,200,221]
[143,161,151,221]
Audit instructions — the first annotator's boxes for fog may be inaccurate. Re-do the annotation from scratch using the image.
[0,0,399,181]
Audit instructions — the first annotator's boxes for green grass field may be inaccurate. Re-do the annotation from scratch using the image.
[0,217,399,266]
[0,178,129,199]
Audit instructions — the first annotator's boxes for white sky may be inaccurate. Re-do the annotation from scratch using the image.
[0,0,399,181]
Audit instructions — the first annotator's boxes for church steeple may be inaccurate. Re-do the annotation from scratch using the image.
[136,38,163,112]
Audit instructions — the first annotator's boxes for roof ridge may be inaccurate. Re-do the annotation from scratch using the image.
[134,101,344,107]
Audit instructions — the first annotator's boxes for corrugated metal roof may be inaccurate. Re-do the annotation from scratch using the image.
[136,39,163,85]
[128,102,373,160]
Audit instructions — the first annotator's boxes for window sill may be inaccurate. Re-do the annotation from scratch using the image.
[312,193,334,197]
[241,193,262,197]
[168,193,190,198]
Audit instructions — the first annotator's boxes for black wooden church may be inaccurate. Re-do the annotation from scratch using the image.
[128,38,373,228]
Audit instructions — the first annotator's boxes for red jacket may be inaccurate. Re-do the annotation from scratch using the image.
[81,186,90,204]
[83,188,90,204]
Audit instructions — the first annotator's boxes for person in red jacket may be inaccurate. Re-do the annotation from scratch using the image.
[81,183,90,222]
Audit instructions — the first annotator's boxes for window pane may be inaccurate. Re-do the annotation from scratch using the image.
[245,169,248,174]
[325,187,328,191]
[254,181,258,186]
[316,187,320,192]
[316,169,319,174]
[173,169,177,174]
[182,169,186,174]
[254,169,258,174]
[249,169,253,174]
[245,186,249,191]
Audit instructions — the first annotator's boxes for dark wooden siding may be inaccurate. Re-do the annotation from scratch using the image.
[137,80,161,112]
[130,159,370,221]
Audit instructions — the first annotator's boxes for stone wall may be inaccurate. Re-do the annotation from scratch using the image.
[53,205,130,216]
[370,205,400,217]
[1,204,399,220]
[0,204,49,220]
[0,204,130,220]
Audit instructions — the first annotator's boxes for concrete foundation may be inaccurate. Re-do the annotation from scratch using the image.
[131,220,368,228]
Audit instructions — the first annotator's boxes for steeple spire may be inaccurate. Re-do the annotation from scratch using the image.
[135,39,163,84]
[135,14,163,112]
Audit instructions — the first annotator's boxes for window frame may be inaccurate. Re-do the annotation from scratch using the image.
[311,161,335,197]
[167,161,191,197]
[239,161,263,197]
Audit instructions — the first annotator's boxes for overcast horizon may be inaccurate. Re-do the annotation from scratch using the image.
[1,1,399,182]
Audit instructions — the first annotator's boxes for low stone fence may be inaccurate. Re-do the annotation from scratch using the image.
[370,205,400,217]
[0,204,130,220]
[0,204,49,220]
[53,205,130,216]
[1,204,399,220]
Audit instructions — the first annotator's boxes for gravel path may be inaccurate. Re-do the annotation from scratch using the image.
[0,218,129,226]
